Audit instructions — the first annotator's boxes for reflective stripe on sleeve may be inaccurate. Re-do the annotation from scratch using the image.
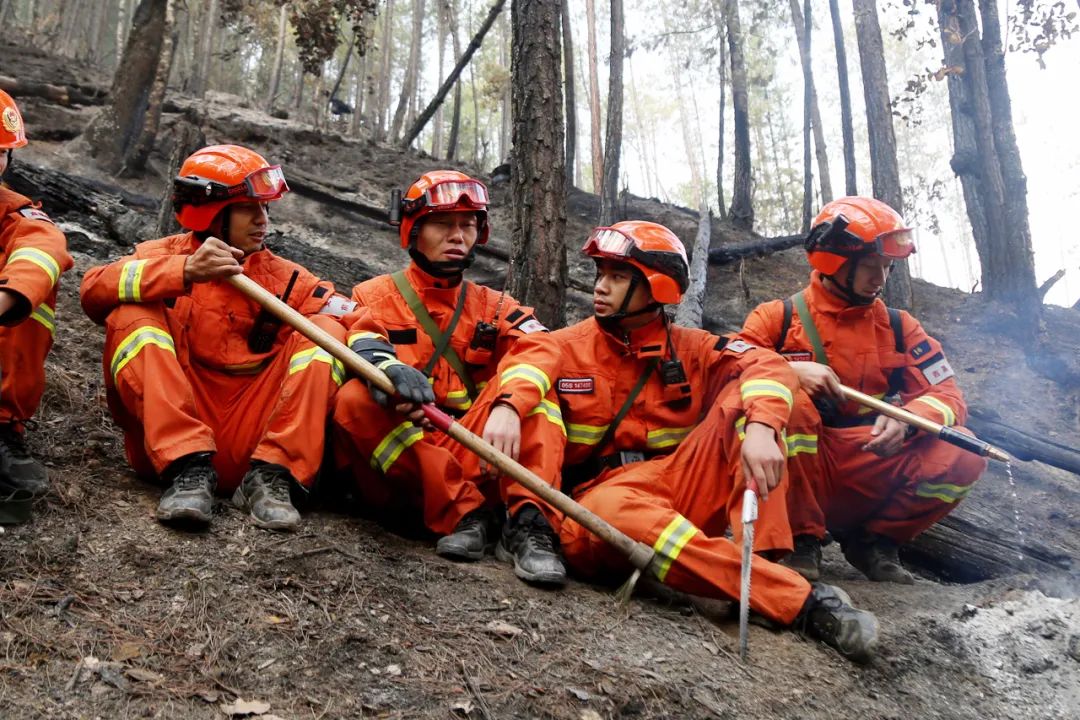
[499,363,552,395]
[30,303,56,335]
[288,346,345,385]
[912,396,956,427]
[7,247,61,285]
[739,378,794,408]
[118,259,148,302]
[526,398,566,436]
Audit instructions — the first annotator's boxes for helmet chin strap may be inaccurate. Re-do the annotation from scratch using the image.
[408,244,477,279]
[1,149,12,182]
[826,256,879,306]
[594,268,662,330]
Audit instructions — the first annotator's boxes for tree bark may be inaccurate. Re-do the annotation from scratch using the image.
[123,0,178,176]
[446,0,464,159]
[598,0,624,226]
[852,0,911,309]
[725,0,753,231]
[675,208,712,329]
[376,0,396,140]
[796,0,812,232]
[561,0,576,188]
[400,0,505,149]
[508,0,567,328]
[390,0,425,142]
[713,0,728,219]
[156,118,205,236]
[84,0,170,175]
[265,3,289,111]
[191,0,217,98]
[790,0,833,216]
[584,0,604,194]
[829,0,857,196]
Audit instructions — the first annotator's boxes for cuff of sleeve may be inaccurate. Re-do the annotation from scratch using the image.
[0,285,34,325]
[167,254,191,294]
[745,411,786,440]
[501,392,533,419]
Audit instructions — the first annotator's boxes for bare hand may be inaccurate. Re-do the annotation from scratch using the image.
[862,415,907,457]
[790,361,843,400]
[183,236,244,284]
[394,402,434,431]
[480,403,521,477]
[0,289,17,319]
[740,422,785,500]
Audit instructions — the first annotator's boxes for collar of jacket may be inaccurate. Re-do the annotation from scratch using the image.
[807,270,881,318]
[593,313,669,359]
[406,260,465,294]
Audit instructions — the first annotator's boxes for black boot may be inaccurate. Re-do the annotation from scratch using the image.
[0,423,48,496]
[783,534,823,581]
[796,583,879,664]
[496,505,567,586]
[156,452,216,526]
[436,507,499,561]
[842,531,914,584]
[232,462,301,531]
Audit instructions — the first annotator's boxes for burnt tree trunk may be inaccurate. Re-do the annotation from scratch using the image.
[852,0,912,309]
[674,208,712,329]
[376,0,395,139]
[190,0,217,98]
[446,0,464,159]
[508,0,567,328]
[155,118,205,236]
[829,0,857,195]
[725,0,753,231]
[598,0,624,226]
[584,0,603,194]
[790,0,832,212]
[561,0,576,188]
[122,0,178,176]
[796,0,812,232]
[265,3,288,110]
[84,0,170,175]
[390,0,426,142]
[711,0,728,219]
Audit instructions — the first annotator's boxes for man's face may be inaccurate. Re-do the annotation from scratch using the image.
[842,255,893,299]
[415,211,479,263]
[226,201,270,256]
[593,259,651,318]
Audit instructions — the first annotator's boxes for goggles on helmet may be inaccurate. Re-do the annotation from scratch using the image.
[582,227,636,258]
[403,179,489,216]
[805,216,915,260]
[174,165,288,207]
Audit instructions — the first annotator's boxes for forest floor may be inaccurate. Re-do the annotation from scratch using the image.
[1,38,1079,719]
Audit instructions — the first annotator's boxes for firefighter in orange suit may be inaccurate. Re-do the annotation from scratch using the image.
[740,196,988,583]
[469,221,879,662]
[0,89,74,499]
[330,170,554,568]
[81,145,349,531]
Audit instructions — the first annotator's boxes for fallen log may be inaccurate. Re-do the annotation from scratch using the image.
[0,74,106,107]
[286,170,389,225]
[966,413,1080,475]
[708,233,803,265]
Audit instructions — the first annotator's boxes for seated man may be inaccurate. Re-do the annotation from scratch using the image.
[740,196,988,583]
[81,145,349,531]
[331,170,556,572]
[0,89,74,501]
[472,220,878,663]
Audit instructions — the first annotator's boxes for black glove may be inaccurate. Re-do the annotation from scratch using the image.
[373,362,435,407]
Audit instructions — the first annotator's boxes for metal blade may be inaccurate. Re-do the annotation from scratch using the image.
[738,486,758,662]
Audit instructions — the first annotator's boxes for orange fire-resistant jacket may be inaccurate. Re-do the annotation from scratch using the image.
[0,185,73,423]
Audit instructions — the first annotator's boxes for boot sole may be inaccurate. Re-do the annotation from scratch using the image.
[495,541,567,587]
[156,507,212,526]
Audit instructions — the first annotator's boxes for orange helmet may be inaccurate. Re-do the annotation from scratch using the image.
[0,90,28,150]
[805,196,916,275]
[172,145,288,232]
[583,220,690,304]
[398,170,489,248]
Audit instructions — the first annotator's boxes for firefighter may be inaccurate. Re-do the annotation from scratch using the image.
[470,221,879,662]
[330,170,552,567]
[740,196,988,583]
[0,89,74,500]
[81,145,350,531]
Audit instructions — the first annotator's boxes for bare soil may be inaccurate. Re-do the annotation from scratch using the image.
[1,37,1078,720]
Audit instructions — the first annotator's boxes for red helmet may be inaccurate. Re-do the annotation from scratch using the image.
[805,196,916,275]
[583,221,690,304]
[398,170,489,248]
[0,90,28,149]
[172,145,288,232]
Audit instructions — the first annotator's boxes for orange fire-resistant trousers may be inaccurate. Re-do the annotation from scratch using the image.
[512,383,811,625]
[785,390,988,544]
[0,297,56,426]
[103,303,345,493]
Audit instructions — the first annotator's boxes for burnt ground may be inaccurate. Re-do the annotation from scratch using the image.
[2,37,1079,719]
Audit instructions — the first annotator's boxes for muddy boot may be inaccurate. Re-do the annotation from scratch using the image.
[842,532,915,585]
[436,507,499,561]
[232,462,301,532]
[0,423,49,497]
[796,583,879,664]
[156,452,217,526]
[496,504,567,586]
[783,534,823,581]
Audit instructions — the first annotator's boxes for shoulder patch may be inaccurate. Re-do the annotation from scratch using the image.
[505,309,525,324]
[910,339,932,359]
[724,339,755,354]
[916,352,955,385]
[318,293,357,317]
[514,317,547,334]
[18,207,53,224]
[782,351,814,362]
[557,377,594,394]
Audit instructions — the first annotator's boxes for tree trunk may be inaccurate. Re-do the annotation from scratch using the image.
[795,0,812,232]
[499,12,511,160]
[328,35,356,113]
[84,0,170,175]
[561,0,576,189]
[790,0,832,214]
[598,0,624,226]
[829,0,857,196]
[123,0,178,177]
[156,119,205,236]
[508,0,567,328]
[712,0,728,219]
[265,3,288,111]
[725,0,753,231]
[852,0,911,309]
[432,1,449,157]
[400,0,505,149]
[376,0,396,139]
[190,0,217,98]
[446,0,463,159]
[390,0,425,142]
[675,208,712,329]
[584,0,603,194]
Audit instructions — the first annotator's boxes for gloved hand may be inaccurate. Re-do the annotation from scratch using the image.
[372,362,435,407]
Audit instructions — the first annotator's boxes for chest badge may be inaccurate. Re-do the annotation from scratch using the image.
[557,377,594,394]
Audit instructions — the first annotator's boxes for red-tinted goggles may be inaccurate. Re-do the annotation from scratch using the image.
[174,165,288,206]
[805,216,916,259]
[582,226,636,258]
[403,179,489,215]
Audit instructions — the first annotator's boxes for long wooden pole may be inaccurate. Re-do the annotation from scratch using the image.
[227,273,656,571]
[840,385,1010,463]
